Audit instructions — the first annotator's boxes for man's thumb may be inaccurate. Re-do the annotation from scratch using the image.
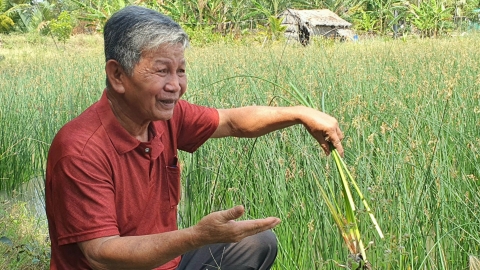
[224,205,245,221]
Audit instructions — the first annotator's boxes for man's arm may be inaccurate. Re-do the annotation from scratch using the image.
[212,106,344,156]
[78,206,280,270]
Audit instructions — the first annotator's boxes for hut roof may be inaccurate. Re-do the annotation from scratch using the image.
[280,9,352,28]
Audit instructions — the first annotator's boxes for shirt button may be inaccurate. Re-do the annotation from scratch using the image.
[145,148,150,153]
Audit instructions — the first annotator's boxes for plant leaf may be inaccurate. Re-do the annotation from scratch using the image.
[0,236,13,247]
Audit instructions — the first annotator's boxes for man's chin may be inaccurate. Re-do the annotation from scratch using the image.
[154,111,174,121]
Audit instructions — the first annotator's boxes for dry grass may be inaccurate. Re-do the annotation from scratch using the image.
[471,255,480,270]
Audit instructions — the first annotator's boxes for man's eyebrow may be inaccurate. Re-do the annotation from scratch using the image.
[153,59,186,65]
[154,59,171,65]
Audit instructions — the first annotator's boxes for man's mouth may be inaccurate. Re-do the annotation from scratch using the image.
[158,99,177,108]
[160,99,175,104]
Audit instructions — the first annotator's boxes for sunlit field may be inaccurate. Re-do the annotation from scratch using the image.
[1,33,479,269]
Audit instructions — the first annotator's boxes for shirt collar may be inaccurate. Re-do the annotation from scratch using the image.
[96,90,164,157]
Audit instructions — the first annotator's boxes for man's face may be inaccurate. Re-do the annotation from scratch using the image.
[121,43,187,122]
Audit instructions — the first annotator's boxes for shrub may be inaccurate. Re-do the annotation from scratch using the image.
[49,11,75,44]
[0,14,14,33]
[0,200,50,270]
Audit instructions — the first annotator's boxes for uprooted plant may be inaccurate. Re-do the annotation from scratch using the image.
[286,82,384,269]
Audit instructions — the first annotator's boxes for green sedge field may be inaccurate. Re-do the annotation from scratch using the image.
[1,33,479,269]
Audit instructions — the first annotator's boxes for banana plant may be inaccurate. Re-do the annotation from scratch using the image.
[257,15,287,41]
[406,0,454,37]
[353,10,379,34]
[69,0,134,31]
[0,0,15,33]
[0,0,36,33]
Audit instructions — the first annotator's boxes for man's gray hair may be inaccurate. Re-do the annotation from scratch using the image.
[104,5,189,86]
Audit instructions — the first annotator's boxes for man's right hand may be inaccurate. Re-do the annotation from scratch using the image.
[77,206,279,270]
[191,205,281,245]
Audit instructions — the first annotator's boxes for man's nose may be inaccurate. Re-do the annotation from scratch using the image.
[165,74,181,92]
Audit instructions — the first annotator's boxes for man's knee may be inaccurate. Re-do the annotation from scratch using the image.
[249,230,277,249]
[178,230,278,270]
[243,230,278,258]
[231,230,277,269]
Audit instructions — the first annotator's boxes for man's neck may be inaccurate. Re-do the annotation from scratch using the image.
[106,91,150,142]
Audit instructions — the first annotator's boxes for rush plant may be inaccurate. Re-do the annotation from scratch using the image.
[286,83,384,269]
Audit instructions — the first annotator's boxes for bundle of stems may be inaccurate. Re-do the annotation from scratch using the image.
[287,83,384,269]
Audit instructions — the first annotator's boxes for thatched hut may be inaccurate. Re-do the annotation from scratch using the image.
[279,9,355,45]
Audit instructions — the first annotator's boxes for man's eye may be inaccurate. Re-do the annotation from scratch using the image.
[158,69,167,74]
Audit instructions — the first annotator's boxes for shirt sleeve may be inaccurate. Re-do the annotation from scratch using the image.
[51,155,119,246]
[174,100,219,153]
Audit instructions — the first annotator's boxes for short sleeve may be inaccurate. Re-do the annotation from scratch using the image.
[174,100,219,153]
[51,155,119,245]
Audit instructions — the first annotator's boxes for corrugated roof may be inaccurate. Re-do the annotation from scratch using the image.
[280,9,352,28]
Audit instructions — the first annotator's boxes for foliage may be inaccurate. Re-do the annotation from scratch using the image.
[1,1,60,34]
[0,0,23,34]
[286,75,384,269]
[0,200,50,270]
[48,11,75,44]
[158,0,190,25]
[161,1,195,28]
[9,3,42,33]
[0,14,14,33]
[250,0,291,17]
[453,0,480,23]
[317,0,366,19]
[353,11,379,34]
[2,33,480,269]
[360,0,398,34]
[0,0,477,38]
[180,38,480,269]
[68,0,134,32]
[257,15,287,41]
[183,24,225,45]
[406,0,455,37]
[0,0,12,33]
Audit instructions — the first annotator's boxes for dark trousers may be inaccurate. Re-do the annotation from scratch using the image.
[176,230,278,270]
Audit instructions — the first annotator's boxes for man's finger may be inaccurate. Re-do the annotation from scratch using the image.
[337,126,344,141]
[223,205,245,221]
[320,140,331,156]
[331,126,344,157]
[236,217,281,235]
[332,140,344,157]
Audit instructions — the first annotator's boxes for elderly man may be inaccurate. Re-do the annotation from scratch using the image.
[45,5,344,270]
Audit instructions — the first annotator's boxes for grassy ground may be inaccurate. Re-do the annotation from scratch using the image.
[0,197,49,269]
[1,32,479,269]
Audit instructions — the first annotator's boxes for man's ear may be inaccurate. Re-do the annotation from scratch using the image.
[105,59,126,94]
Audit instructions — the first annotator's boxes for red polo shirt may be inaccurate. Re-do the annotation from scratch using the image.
[45,90,219,269]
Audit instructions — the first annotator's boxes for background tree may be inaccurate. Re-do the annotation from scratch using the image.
[0,0,16,33]
[0,0,478,40]
[48,11,75,44]
[68,0,135,32]
[0,0,31,33]
[406,0,454,37]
